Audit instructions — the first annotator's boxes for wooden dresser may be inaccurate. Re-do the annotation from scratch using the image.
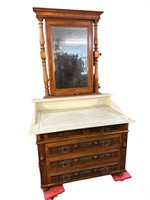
[31,8,133,193]
[30,94,133,191]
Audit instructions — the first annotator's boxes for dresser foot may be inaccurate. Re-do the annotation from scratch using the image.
[111,170,131,181]
[43,185,65,200]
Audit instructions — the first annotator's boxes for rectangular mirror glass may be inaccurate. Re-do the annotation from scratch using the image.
[46,19,93,95]
[52,26,88,89]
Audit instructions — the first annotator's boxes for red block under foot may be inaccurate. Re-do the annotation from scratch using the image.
[112,171,131,181]
[43,185,65,200]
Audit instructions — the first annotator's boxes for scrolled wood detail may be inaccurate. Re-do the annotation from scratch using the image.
[122,142,127,151]
[39,153,45,164]
[38,18,50,97]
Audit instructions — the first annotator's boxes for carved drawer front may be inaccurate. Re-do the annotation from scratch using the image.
[45,135,121,156]
[88,124,128,136]
[46,129,84,142]
[47,149,120,173]
[48,163,119,185]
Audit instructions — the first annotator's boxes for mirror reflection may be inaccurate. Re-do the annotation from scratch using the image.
[52,26,88,89]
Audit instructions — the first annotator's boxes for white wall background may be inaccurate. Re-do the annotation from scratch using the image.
[0,0,150,200]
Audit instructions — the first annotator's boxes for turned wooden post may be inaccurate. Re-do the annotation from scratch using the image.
[38,18,50,97]
[93,20,101,93]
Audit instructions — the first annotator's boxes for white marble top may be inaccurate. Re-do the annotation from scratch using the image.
[30,104,133,135]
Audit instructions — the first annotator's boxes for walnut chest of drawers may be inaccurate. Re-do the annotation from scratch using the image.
[30,94,133,191]
[37,123,128,190]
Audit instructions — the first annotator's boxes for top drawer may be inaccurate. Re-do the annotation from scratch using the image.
[37,124,128,144]
[39,129,84,143]
[88,124,128,135]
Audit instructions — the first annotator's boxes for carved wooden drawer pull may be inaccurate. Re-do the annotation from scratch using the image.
[62,174,71,182]
[102,167,109,174]
[101,139,111,146]
[61,161,71,168]
[90,126,110,134]
[101,127,110,133]
[60,146,70,153]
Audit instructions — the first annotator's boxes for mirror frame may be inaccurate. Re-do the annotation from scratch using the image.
[46,19,93,95]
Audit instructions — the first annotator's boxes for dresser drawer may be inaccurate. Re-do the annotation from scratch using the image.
[46,149,120,174]
[45,134,121,157]
[48,163,120,185]
[37,124,128,144]
[46,129,84,142]
[88,124,128,135]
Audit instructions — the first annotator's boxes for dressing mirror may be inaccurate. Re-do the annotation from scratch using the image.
[46,19,93,95]
[33,8,103,97]
[52,26,88,89]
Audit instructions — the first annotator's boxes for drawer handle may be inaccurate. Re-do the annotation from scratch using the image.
[61,161,71,168]
[102,167,109,174]
[62,174,71,182]
[60,146,70,153]
[101,127,110,133]
[102,139,111,146]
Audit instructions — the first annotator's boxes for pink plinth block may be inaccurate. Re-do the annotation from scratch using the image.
[112,171,131,181]
[43,185,65,200]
